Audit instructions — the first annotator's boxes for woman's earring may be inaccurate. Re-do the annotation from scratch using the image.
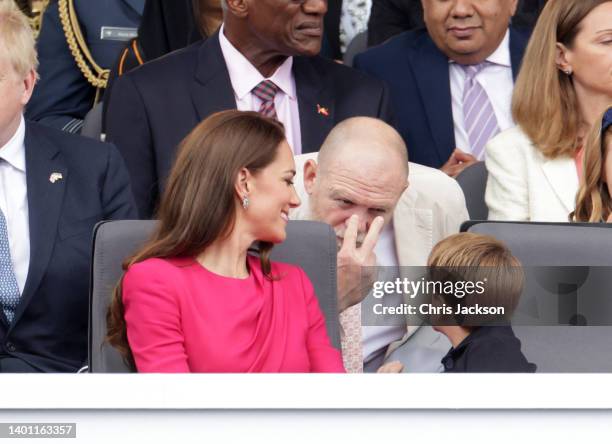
[565,68,573,76]
[242,196,250,209]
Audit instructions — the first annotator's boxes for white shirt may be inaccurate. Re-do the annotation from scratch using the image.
[362,220,407,363]
[218,24,303,154]
[0,116,29,294]
[449,30,514,157]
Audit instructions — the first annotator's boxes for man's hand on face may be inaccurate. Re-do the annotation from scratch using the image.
[337,214,385,312]
[440,148,478,178]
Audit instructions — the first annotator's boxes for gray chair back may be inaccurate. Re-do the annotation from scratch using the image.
[455,161,488,220]
[89,220,340,373]
[464,221,612,371]
[343,31,368,67]
[81,102,104,141]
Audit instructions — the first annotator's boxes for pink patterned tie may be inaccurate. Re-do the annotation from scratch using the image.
[461,63,500,160]
[339,303,363,373]
[252,80,280,120]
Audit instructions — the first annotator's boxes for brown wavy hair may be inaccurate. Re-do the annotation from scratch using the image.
[427,233,524,327]
[512,0,611,159]
[572,109,612,222]
[106,110,286,369]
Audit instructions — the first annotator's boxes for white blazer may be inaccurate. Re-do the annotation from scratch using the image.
[485,126,579,222]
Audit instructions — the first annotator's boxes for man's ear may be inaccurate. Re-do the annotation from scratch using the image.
[234,167,252,201]
[555,42,573,74]
[303,159,319,195]
[20,69,36,107]
[225,0,248,19]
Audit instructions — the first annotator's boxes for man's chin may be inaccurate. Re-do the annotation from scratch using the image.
[289,41,322,57]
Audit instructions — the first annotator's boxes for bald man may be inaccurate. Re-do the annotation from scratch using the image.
[291,117,469,372]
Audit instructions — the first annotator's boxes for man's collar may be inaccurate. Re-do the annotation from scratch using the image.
[219,24,296,100]
[449,28,511,67]
[0,115,26,172]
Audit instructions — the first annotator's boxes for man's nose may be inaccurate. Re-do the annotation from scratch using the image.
[346,212,369,234]
[451,0,475,17]
[303,0,327,15]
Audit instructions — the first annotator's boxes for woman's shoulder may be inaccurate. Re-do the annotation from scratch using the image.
[488,125,534,149]
[486,125,541,163]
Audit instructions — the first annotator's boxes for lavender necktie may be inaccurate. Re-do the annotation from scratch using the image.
[252,80,280,120]
[0,207,20,324]
[461,63,500,160]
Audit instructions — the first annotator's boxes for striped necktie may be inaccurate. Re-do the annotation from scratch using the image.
[0,207,20,324]
[461,63,500,160]
[252,80,280,120]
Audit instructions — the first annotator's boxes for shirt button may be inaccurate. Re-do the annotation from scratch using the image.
[5,342,16,352]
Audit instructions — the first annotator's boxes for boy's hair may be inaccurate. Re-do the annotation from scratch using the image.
[426,233,524,327]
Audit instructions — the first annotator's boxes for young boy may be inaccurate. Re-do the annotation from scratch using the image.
[427,233,536,373]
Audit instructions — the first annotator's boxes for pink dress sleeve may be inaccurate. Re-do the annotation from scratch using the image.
[297,268,346,373]
[122,260,190,372]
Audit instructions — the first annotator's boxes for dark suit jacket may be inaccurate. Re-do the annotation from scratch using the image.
[441,326,537,373]
[0,122,136,373]
[26,0,144,133]
[354,28,528,168]
[368,0,424,47]
[105,31,395,218]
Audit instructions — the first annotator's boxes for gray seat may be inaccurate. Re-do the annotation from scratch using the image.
[343,31,368,67]
[455,161,488,220]
[81,102,104,141]
[464,221,612,372]
[89,220,340,373]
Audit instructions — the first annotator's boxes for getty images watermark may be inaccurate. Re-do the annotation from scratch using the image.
[360,266,612,327]
[371,276,504,317]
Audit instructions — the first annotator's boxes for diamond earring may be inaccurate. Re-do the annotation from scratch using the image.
[565,68,573,76]
[242,196,249,209]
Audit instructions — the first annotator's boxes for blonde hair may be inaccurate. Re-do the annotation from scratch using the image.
[427,233,524,326]
[572,110,612,222]
[0,0,38,78]
[512,0,611,159]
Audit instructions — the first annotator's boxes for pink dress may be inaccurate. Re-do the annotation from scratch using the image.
[122,254,345,373]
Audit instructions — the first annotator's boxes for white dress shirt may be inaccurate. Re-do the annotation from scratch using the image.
[0,116,29,294]
[362,220,407,363]
[449,30,514,157]
[218,25,303,154]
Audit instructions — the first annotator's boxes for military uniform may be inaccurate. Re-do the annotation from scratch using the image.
[26,0,144,133]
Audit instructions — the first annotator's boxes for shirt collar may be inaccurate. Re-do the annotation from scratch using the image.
[219,24,296,101]
[449,28,511,68]
[0,116,26,173]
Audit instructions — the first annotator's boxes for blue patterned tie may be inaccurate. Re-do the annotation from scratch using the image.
[0,207,20,323]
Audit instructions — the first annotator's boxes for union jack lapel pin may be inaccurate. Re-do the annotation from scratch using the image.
[317,104,329,117]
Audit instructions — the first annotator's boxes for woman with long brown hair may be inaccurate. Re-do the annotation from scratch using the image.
[572,107,612,222]
[485,0,612,221]
[106,110,345,373]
